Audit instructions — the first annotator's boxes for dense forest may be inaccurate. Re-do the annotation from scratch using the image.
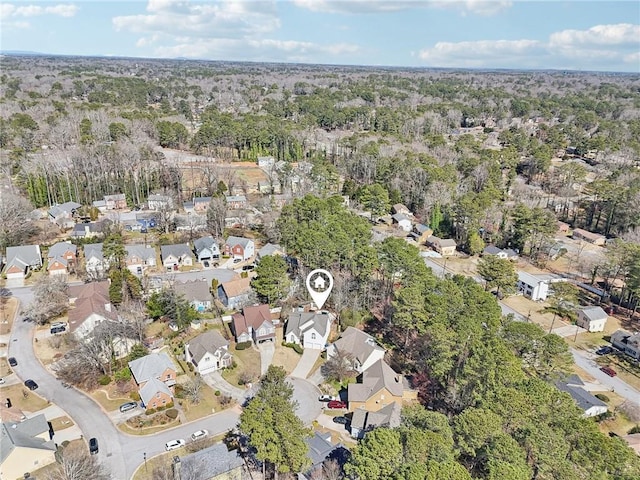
[1,55,640,479]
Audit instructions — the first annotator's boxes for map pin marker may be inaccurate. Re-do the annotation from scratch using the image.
[306,269,334,310]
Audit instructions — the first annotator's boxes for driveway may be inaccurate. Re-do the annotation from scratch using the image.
[290,348,321,379]
[202,371,248,402]
[258,341,275,375]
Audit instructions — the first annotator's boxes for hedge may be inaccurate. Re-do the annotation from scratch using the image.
[235,341,252,350]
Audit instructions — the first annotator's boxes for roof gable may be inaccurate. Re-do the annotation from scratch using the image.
[188,330,229,363]
[129,352,175,384]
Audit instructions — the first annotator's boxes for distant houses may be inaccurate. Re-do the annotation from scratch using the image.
[572,228,606,246]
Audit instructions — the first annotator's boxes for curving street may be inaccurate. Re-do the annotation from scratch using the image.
[4,284,324,479]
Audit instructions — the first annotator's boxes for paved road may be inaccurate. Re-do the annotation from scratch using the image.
[571,348,640,403]
[288,377,323,425]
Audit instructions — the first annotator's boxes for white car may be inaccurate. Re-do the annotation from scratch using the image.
[191,429,209,441]
[318,394,337,402]
[165,439,186,451]
[0,378,5,385]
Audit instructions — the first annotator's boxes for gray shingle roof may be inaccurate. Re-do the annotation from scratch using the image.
[305,432,343,467]
[125,245,156,262]
[193,236,217,254]
[225,236,253,249]
[348,359,404,402]
[179,443,244,479]
[286,311,330,340]
[483,245,503,255]
[332,327,385,366]
[350,402,401,432]
[84,243,104,261]
[258,243,284,257]
[556,382,607,412]
[5,245,42,269]
[579,306,607,322]
[139,377,172,406]
[161,243,192,261]
[187,330,229,364]
[174,280,212,303]
[1,414,56,464]
[129,352,175,384]
[48,242,77,259]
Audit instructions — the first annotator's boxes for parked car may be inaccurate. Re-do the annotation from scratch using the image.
[165,439,186,451]
[8,357,17,367]
[332,416,349,425]
[0,378,5,385]
[596,346,614,356]
[50,325,66,334]
[119,401,138,413]
[89,438,99,455]
[203,260,210,268]
[327,400,347,409]
[24,379,38,390]
[191,429,209,441]
[318,394,337,402]
[233,258,242,264]
[600,366,617,377]
[242,264,255,271]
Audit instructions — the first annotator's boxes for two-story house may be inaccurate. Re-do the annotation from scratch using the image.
[185,330,232,375]
[193,236,220,265]
[223,236,255,261]
[125,245,157,275]
[83,243,109,278]
[225,195,247,210]
[147,194,173,211]
[128,352,176,410]
[193,196,212,213]
[347,359,405,411]
[517,271,549,301]
[426,235,457,256]
[217,277,252,310]
[231,304,276,344]
[160,243,193,271]
[47,201,82,229]
[104,193,127,210]
[326,326,386,374]
[4,245,42,282]
[47,242,77,276]
[284,311,332,350]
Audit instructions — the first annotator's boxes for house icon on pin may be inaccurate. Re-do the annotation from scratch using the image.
[313,275,326,290]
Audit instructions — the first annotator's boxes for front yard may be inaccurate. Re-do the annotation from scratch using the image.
[271,328,303,374]
[221,345,260,387]
[3,383,50,412]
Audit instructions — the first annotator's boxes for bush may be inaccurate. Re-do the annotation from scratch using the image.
[215,390,221,396]
[283,341,303,354]
[166,408,179,419]
[145,408,156,415]
[235,341,252,351]
[628,425,640,434]
[130,391,141,401]
[98,375,111,386]
[595,393,610,402]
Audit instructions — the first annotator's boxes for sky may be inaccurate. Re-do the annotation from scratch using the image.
[1,0,639,72]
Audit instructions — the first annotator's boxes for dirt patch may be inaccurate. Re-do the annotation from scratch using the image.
[50,415,74,431]
[33,330,73,366]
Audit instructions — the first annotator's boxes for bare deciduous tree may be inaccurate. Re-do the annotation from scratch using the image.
[23,275,68,324]
[321,349,356,383]
[182,375,203,404]
[206,196,227,240]
[45,442,110,480]
[0,192,38,251]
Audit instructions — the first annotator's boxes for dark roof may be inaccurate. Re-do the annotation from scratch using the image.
[483,245,503,255]
[187,330,229,363]
[305,432,346,468]
[556,382,607,412]
[178,443,243,480]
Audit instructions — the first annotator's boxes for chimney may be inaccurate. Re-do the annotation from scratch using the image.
[172,456,181,480]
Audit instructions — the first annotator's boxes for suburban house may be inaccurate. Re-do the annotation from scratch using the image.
[147,194,173,211]
[4,245,42,281]
[46,242,77,276]
[391,204,412,216]
[173,280,212,312]
[326,326,386,374]
[161,243,193,270]
[350,402,402,440]
[193,236,220,264]
[231,304,276,344]
[193,196,212,213]
[104,193,127,210]
[302,432,348,477]
[70,219,110,239]
[217,277,252,310]
[572,228,606,246]
[516,271,549,301]
[556,376,608,418]
[256,243,285,262]
[128,352,176,410]
[185,330,232,375]
[257,155,276,168]
[47,201,82,229]
[0,414,57,480]
[410,224,433,244]
[67,281,117,339]
[610,330,640,360]
[125,245,157,275]
[391,213,412,232]
[284,311,331,350]
[347,359,405,411]
[576,306,608,333]
[426,236,457,256]
[483,245,509,259]
[223,236,255,261]
[170,443,244,480]
[225,194,247,209]
[84,243,109,278]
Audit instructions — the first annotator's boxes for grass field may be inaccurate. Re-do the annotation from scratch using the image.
[3,383,50,412]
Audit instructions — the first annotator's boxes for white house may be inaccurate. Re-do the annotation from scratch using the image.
[193,236,220,264]
[284,311,332,350]
[185,330,232,375]
[327,326,386,374]
[160,243,193,270]
[576,306,608,333]
[84,243,109,278]
[516,271,549,301]
[391,213,412,232]
[556,376,608,418]
[611,330,640,360]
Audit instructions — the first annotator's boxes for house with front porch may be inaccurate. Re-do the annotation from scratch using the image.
[231,304,276,344]
[125,245,157,275]
[284,311,331,350]
[185,330,232,375]
[161,243,193,270]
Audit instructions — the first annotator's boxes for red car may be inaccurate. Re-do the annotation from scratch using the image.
[600,366,617,377]
[327,400,347,409]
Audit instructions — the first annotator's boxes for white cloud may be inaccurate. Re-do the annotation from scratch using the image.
[418,23,640,70]
[292,0,512,16]
[0,3,78,19]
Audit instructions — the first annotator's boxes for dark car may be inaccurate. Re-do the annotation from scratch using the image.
[327,400,347,409]
[50,325,66,334]
[119,401,138,413]
[89,438,99,455]
[8,357,17,367]
[595,346,613,356]
[600,366,617,377]
[332,416,349,425]
[24,379,38,390]
[242,264,255,271]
